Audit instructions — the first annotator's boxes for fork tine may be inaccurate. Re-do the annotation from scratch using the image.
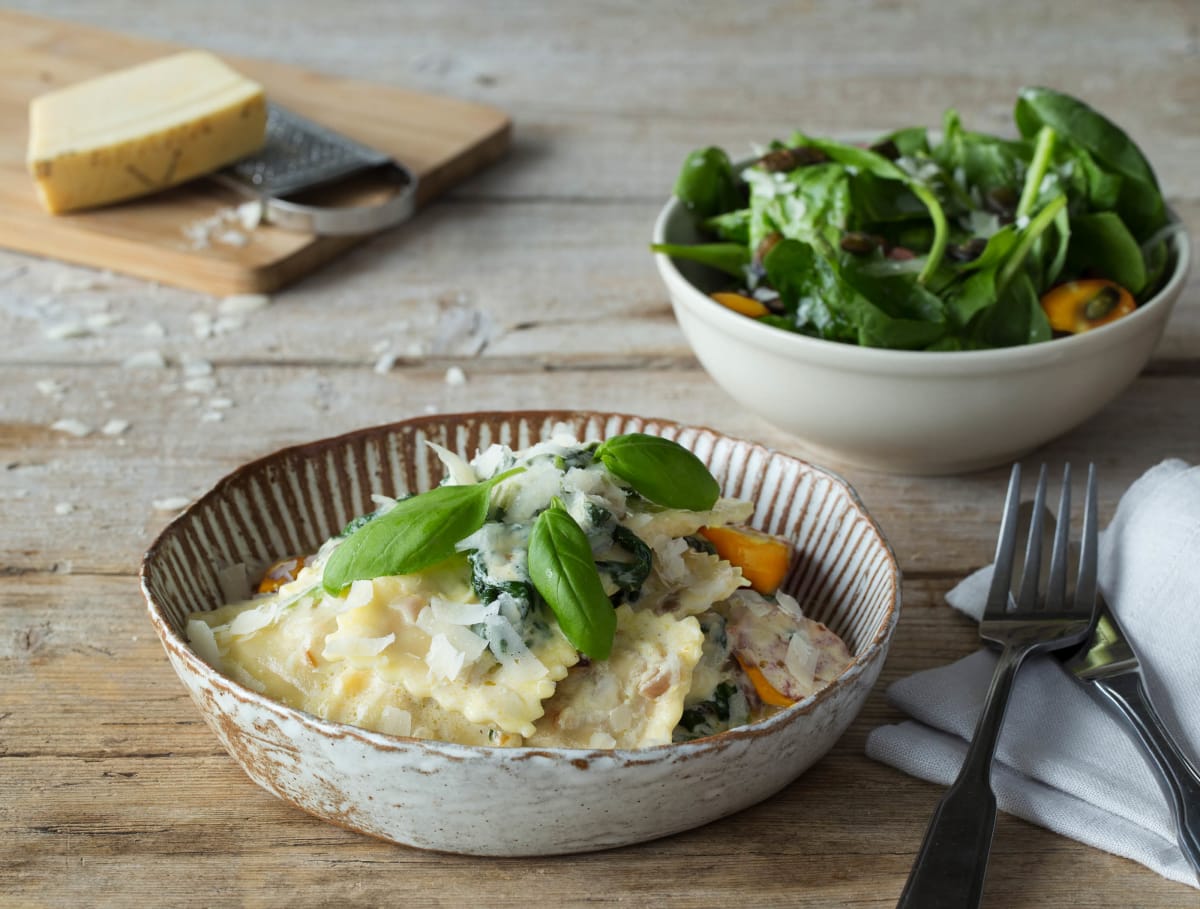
[1045,464,1073,612]
[1074,463,1099,616]
[984,463,1023,618]
[1017,465,1049,611]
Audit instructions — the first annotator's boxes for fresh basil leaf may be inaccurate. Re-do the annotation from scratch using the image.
[321,468,523,594]
[674,147,743,218]
[595,433,720,511]
[527,499,616,660]
[650,242,749,279]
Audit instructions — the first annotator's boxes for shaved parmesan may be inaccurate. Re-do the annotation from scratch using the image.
[426,633,467,681]
[785,632,819,694]
[379,706,413,737]
[425,441,478,486]
[186,619,223,669]
[323,632,395,660]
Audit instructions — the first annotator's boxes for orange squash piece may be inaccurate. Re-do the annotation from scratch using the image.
[734,652,796,708]
[699,524,791,594]
[257,555,306,594]
[1040,279,1135,334]
[710,291,769,318]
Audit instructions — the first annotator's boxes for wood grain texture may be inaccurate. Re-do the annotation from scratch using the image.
[0,10,511,294]
[2,0,1199,905]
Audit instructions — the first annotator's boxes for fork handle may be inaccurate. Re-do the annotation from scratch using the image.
[1095,672,1200,876]
[897,644,1030,909]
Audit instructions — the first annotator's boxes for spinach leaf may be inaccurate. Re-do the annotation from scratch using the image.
[745,162,851,254]
[788,132,950,283]
[595,433,720,511]
[650,242,750,279]
[1015,86,1166,240]
[468,549,534,610]
[595,525,653,600]
[839,266,949,350]
[969,270,1051,348]
[1067,211,1147,294]
[763,238,857,342]
[674,147,743,218]
[703,208,751,244]
[321,468,523,594]
[933,109,1029,196]
[527,499,616,660]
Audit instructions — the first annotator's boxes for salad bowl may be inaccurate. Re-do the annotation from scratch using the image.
[653,89,1190,474]
[141,411,900,855]
[655,199,1189,475]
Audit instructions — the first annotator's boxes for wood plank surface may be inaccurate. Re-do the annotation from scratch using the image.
[0,10,511,295]
[2,1,1199,907]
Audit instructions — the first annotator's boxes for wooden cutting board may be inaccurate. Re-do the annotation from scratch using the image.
[0,11,511,294]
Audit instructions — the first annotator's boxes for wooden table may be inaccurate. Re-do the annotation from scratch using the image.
[2,2,1197,906]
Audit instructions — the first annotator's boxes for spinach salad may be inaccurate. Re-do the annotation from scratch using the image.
[654,87,1177,351]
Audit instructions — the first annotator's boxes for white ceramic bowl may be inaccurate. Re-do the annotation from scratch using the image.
[141,411,899,856]
[654,199,1191,475]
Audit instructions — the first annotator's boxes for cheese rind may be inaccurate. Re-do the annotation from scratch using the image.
[27,51,266,214]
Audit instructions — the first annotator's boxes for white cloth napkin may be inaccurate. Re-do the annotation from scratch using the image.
[866,459,1200,887]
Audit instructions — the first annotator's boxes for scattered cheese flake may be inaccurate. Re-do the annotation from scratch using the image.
[444,366,467,386]
[44,321,91,340]
[54,502,75,515]
[186,619,223,669]
[785,632,819,693]
[371,339,391,354]
[35,379,67,397]
[51,418,91,437]
[323,632,396,661]
[215,229,248,247]
[343,580,376,611]
[191,312,214,339]
[142,320,167,339]
[373,352,397,374]
[379,706,413,737]
[85,312,122,331]
[423,403,438,414]
[181,357,213,377]
[52,273,97,293]
[152,496,190,512]
[184,376,218,394]
[122,350,167,369]
[101,419,130,436]
[218,294,270,315]
[406,340,427,356]
[208,397,234,409]
[200,411,224,423]
[236,200,263,231]
[425,633,467,681]
[213,314,245,334]
[230,602,280,637]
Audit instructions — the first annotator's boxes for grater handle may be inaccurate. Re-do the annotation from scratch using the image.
[261,161,417,235]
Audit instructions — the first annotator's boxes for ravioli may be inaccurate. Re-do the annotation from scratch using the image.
[187,429,853,749]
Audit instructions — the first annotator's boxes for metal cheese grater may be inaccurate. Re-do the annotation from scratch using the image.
[214,103,418,236]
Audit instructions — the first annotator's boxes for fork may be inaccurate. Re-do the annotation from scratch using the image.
[896,463,1099,909]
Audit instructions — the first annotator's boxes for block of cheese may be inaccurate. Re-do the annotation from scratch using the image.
[27,51,267,214]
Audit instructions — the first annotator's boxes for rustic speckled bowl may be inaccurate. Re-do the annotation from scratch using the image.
[141,411,900,855]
